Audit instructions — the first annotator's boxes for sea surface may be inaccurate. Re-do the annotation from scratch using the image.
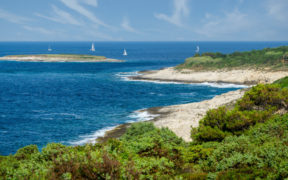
[0,41,287,155]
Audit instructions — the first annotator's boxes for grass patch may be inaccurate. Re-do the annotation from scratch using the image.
[274,76,288,88]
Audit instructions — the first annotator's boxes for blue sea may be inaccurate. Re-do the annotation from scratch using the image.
[0,41,287,155]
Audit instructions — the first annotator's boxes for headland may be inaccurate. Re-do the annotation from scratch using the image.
[100,46,288,142]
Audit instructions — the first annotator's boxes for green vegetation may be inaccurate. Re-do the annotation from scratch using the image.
[274,76,288,88]
[176,46,288,70]
[1,77,288,179]
[0,123,185,179]
[192,84,288,142]
[6,54,107,60]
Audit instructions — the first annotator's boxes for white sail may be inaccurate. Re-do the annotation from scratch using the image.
[90,43,95,52]
[195,46,200,53]
[123,49,127,56]
[48,45,52,52]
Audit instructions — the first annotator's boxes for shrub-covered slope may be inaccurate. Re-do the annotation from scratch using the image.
[176,46,288,70]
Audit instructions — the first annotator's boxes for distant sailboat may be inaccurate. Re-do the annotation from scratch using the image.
[48,45,52,52]
[123,49,127,56]
[195,46,200,53]
[90,43,95,52]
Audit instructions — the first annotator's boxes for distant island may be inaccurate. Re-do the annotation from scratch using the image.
[0,54,124,62]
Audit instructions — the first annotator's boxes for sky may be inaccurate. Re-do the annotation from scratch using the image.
[0,0,287,41]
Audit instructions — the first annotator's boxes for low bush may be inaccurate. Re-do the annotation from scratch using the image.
[237,84,288,111]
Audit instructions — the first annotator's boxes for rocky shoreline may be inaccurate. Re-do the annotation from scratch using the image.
[130,67,288,85]
[97,67,288,142]
[98,89,246,142]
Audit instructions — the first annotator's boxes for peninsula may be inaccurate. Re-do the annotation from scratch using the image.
[123,46,288,141]
[0,54,124,62]
[131,46,288,84]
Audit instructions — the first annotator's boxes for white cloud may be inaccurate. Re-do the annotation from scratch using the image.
[266,0,288,22]
[23,26,55,35]
[82,24,122,41]
[60,0,110,28]
[195,9,250,38]
[121,17,141,34]
[83,0,98,7]
[36,5,82,26]
[0,9,31,24]
[155,0,189,26]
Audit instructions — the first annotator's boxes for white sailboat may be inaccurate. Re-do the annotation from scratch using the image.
[195,46,200,53]
[123,49,127,56]
[90,43,95,52]
[48,45,52,52]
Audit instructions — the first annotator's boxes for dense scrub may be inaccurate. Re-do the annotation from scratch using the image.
[0,123,185,179]
[176,46,288,70]
[1,78,288,179]
[192,84,288,143]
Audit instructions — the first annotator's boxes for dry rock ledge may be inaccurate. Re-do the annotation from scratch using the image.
[131,67,288,85]
[99,67,288,142]
[0,54,124,62]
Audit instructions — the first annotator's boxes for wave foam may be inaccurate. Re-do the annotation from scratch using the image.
[115,71,142,81]
[197,82,250,88]
[68,110,158,146]
[68,126,117,146]
[126,78,185,84]
[127,110,159,123]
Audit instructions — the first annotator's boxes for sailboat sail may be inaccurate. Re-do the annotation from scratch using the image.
[48,45,52,52]
[123,49,127,56]
[195,46,200,53]
[90,43,95,52]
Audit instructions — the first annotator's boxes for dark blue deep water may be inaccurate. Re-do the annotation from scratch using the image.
[0,41,287,155]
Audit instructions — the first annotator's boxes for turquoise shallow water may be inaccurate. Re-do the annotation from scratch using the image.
[0,41,287,155]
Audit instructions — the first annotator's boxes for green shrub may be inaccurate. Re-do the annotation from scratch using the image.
[216,167,269,180]
[192,126,230,142]
[121,122,156,141]
[225,110,272,134]
[14,144,39,160]
[202,106,228,129]
[237,84,288,111]
[180,172,208,180]
[121,122,184,176]
[181,145,212,163]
